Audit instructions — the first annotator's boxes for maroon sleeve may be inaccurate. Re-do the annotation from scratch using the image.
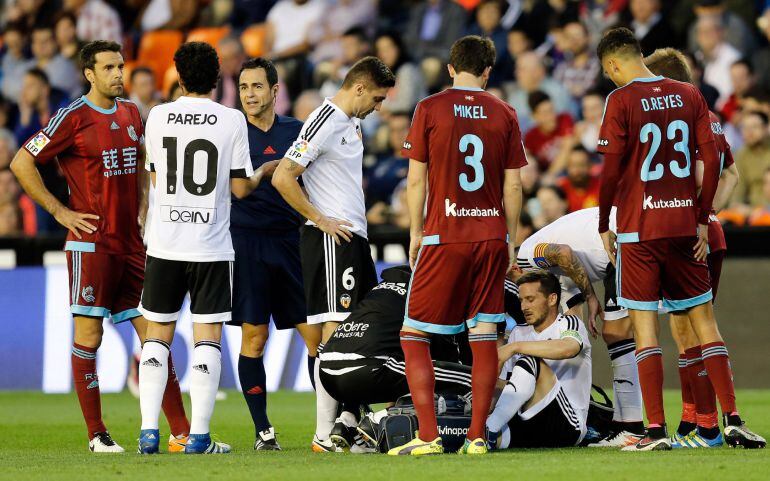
[598,152,622,233]
[693,91,719,225]
[401,102,429,162]
[23,112,76,165]
[722,142,734,170]
[596,91,627,155]
[506,108,528,169]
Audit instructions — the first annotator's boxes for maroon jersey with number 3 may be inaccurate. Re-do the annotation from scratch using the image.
[401,87,528,244]
[597,77,715,241]
[23,96,145,254]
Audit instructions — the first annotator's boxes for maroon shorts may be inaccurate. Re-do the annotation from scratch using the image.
[616,237,712,312]
[66,244,145,323]
[708,215,726,253]
[405,238,507,335]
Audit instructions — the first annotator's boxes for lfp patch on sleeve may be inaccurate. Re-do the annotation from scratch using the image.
[25,132,51,157]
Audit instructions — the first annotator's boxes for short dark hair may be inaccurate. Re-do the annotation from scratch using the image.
[516,270,561,306]
[25,67,50,86]
[596,27,641,61]
[449,35,496,77]
[53,11,77,27]
[538,184,567,201]
[79,40,122,76]
[31,24,54,35]
[746,110,770,126]
[528,90,552,112]
[341,56,396,89]
[732,58,754,75]
[343,26,368,43]
[130,66,154,84]
[174,42,220,95]
[644,48,693,84]
[239,57,278,87]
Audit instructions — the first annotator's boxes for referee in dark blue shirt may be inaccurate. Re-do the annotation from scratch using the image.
[228,58,319,450]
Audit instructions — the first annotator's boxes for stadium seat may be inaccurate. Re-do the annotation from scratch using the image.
[241,24,266,57]
[136,30,184,90]
[0,250,16,269]
[187,26,231,51]
[42,251,66,267]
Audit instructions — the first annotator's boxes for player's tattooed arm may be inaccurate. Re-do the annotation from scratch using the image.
[543,243,601,336]
[272,158,353,244]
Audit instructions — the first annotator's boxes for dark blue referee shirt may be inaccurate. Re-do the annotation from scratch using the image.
[231,114,303,231]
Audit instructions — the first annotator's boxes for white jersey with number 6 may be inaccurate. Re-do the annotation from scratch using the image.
[144,96,253,262]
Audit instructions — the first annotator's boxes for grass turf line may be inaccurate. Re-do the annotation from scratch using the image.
[0,390,768,481]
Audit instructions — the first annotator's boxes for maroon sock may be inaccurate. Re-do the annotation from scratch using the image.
[685,346,718,429]
[635,347,665,426]
[468,333,498,441]
[400,331,437,442]
[677,354,696,423]
[71,343,106,439]
[701,342,738,416]
[161,355,190,436]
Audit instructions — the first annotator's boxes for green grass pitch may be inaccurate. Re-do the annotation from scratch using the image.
[1,390,769,481]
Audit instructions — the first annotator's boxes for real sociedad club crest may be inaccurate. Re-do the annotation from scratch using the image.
[127,125,138,142]
[82,286,96,303]
[340,293,352,309]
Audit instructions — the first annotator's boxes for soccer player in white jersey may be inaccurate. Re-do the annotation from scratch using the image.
[272,57,395,452]
[515,207,645,446]
[136,42,264,455]
[486,270,592,449]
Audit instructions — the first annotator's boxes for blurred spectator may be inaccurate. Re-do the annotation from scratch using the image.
[533,185,568,229]
[688,0,756,56]
[53,12,83,62]
[574,90,604,154]
[719,58,754,124]
[167,81,183,102]
[293,89,322,122]
[214,37,246,109]
[523,91,574,174]
[129,67,160,122]
[13,68,69,145]
[515,209,534,247]
[367,112,410,206]
[0,130,19,170]
[495,27,532,87]
[404,0,467,89]
[308,0,376,64]
[753,9,770,88]
[694,15,740,105]
[64,0,122,44]
[747,169,770,226]
[505,51,574,131]
[229,0,278,29]
[627,0,678,56]
[0,169,20,209]
[731,111,770,213]
[552,20,600,99]
[4,0,56,30]
[682,50,720,111]
[557,146,601,212]
[1,23,28,103]
[139,0,200,31]
[0,203,22,237]
[27,25,83,100]
[389,179,410,230]
[466,0,508,86]
[375,32,425,114]
[317,27,371,98]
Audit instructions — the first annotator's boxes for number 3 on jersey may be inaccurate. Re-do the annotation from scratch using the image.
[459,134,484,192]
[639,120,691,182]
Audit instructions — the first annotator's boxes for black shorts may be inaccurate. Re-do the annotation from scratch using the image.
[228,228,306,329]
[603,264,628,321]
[319,358,471,405]
[300,226,377,324]
[139,255,232,324]
[505,387,583,448]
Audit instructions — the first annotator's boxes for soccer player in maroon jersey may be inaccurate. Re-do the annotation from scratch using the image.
[644,48,763,449]
[10,41,190,453]
[596,28,764,450]
[388,36,526,456]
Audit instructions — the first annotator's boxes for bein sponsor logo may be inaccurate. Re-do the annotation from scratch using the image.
[642,196,693,210]
[445,198,500,217]
[438,425,469,436]
[161,205,216,224]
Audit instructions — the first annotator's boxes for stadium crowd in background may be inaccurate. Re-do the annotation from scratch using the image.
[3,0,770,241]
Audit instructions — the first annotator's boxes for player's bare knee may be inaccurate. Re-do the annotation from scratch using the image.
[241,325,268,357]
[74,317,103,348]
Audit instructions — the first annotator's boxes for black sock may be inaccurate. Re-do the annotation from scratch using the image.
[724,413,743,427]
[238,354,270,434]
[648,424,668,440]
[307,355,316,391]
[697,425,721,439]
[677,421,697,437]
[618,421,645,435]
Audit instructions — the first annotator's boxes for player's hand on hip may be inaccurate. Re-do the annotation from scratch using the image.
[408,233,422,270]
[693,223,709,262]
[600,230,617,267]
[55,207,99,239]
[317,216,353,245]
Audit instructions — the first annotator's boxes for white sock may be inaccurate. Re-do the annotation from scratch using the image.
[338,410,357,428]
[189,341,222,435]
[486,365,536,433]
[499,425,511,449]
[611,349,643,423]
[314,351,338,439]
[139,339,169,430]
